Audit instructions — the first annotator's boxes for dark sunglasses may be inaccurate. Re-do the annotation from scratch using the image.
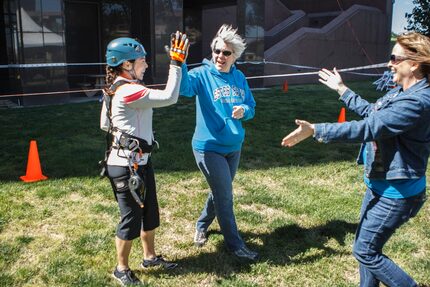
[213,49,232,56]
[389,54,408,63]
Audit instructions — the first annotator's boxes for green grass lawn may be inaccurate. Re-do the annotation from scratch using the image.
[0,81,429,286]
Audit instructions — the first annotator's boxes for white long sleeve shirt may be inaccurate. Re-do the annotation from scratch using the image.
[100,64,182,166]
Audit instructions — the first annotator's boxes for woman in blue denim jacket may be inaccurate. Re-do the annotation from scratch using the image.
[281,32,430,287]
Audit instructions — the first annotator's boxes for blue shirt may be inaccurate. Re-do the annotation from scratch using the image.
[362,144,425,198]
[179,59,256,153]
[314,78,430,180]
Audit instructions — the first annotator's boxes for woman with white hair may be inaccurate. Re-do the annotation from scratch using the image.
[180,24,257,261]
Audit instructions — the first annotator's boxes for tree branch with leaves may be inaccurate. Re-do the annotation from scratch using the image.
[405,0,430,36]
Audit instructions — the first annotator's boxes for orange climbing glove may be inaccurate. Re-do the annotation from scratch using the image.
[169,31,189,65]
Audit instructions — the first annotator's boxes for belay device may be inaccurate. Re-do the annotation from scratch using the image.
[128,172,145,208]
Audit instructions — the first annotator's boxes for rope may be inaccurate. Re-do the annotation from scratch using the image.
[0,62,387,98]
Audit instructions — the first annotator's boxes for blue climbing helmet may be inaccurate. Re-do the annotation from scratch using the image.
[106,37,147,67]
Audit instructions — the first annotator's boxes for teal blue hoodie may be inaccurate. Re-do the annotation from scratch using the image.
[180,59,256,153]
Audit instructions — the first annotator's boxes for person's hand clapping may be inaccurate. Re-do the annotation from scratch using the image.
[281,119,315,147]
[318,68,348,95]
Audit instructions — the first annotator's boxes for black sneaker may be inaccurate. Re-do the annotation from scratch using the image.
[232,246,259,262]
[112,267,142,286]
[140,255,178,270]
[193,230,208,247]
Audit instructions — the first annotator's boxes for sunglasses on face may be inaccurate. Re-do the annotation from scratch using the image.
[213,49,233,57]
[390,54,408,63]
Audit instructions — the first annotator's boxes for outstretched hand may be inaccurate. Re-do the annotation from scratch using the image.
[167,31,190,65]
[318,68,347,95]
[281,119,315,147]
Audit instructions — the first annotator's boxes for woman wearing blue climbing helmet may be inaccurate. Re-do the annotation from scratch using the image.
[105,37,149,83]
[100,34,189,286]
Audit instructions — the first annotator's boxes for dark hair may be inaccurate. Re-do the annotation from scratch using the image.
[103,65,122,97]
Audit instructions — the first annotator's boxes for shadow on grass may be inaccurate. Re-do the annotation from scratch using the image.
[139,220,357,278]
[257,219,357,265]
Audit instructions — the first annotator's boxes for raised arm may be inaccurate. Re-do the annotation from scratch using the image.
[126,32,189,108]
[319,68,374,118]
[135,65,182,108]
[179,64,200,98]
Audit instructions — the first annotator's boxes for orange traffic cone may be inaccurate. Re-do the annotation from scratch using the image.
[20,140,48,182]
[282,80,288,92]
[337,107,346,123]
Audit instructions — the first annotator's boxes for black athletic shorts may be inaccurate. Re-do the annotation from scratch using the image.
[107,161,160,240]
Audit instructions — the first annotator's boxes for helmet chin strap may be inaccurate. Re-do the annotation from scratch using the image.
[124,62,138,80]
[130,62,139,80]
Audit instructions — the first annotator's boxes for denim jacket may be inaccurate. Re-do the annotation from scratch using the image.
[314,78,430,180]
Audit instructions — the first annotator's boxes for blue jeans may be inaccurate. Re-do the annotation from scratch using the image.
[353,188,426,287]
[193,149,244,251]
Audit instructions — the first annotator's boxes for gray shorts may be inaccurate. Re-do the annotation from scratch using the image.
[107,162,160,240]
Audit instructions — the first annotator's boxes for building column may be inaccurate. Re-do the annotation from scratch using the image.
[237,0,265,87]
[151,0,183,83]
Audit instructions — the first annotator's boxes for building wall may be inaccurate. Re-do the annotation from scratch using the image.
[237,0,265,87]
[202,5,237,59]
[16,0,69,106]
[264,0,292,31]
[264,4,391,86]
[281,0,389,14]
[0,3,12,98]
[183,0,265,88]
[0,0,394,105]
[151,0,183,83]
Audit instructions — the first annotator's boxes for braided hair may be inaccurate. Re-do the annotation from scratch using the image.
[103,65,123,97]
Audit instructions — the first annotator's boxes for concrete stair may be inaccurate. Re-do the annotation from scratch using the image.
[0,99,19,108]
[263,4,389,85]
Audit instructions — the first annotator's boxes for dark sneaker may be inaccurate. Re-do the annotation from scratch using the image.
[232,246,259,262]
[193,230,208,247]
[140,255,178,270]
[112,267,142,286]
